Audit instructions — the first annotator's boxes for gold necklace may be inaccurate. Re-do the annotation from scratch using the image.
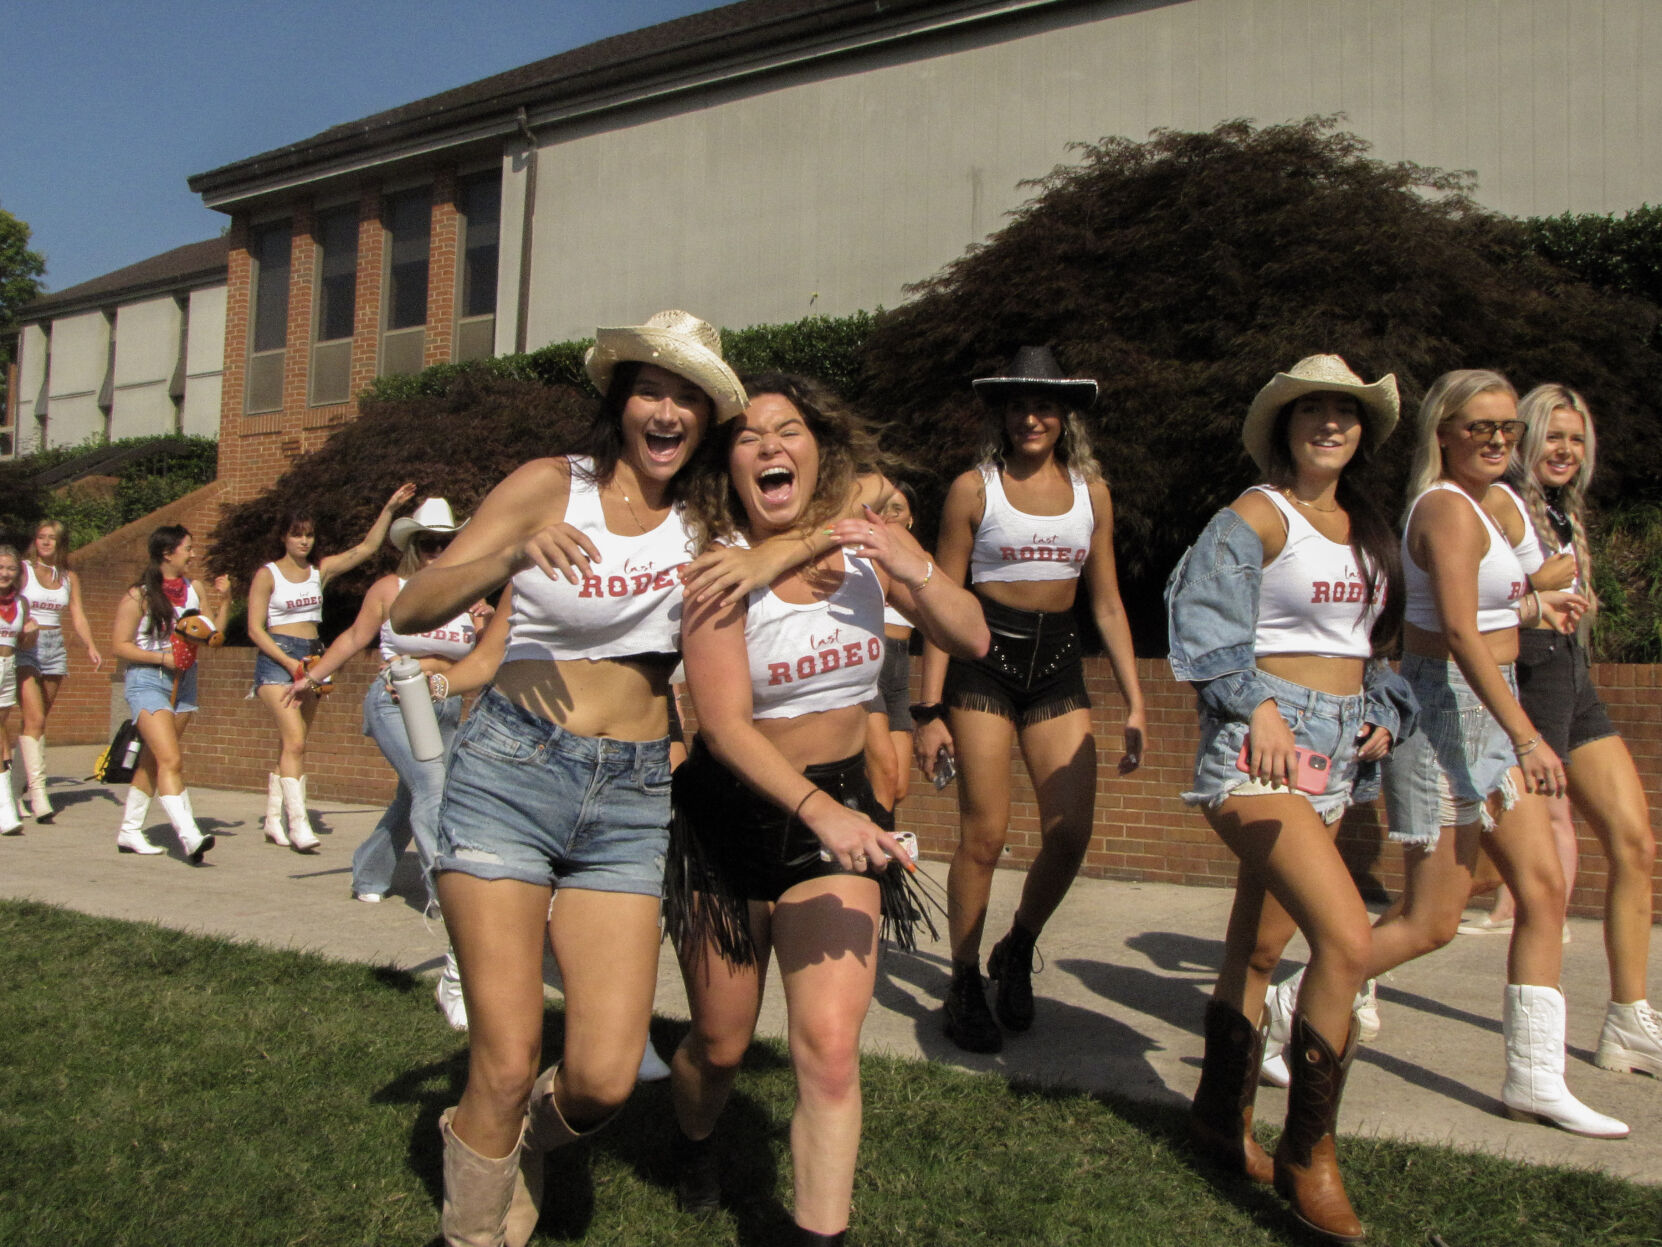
[1282,488,1339,514]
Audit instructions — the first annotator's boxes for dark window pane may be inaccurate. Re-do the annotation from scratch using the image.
[460,174,501,319]
[386,189,430,331]
[251,223,291,353]
[316,207,357,343]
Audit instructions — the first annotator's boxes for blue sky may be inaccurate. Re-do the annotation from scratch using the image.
[3,1,722,293]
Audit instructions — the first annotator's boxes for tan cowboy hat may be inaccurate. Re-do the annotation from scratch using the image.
[389,497,467,552]
[583,309,748,422]
[1242,354,1400,470]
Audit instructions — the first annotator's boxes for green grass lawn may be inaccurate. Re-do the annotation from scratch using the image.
[2,900,1657,1246]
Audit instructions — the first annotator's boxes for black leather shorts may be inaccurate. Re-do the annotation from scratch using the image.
[943,595,1089,726]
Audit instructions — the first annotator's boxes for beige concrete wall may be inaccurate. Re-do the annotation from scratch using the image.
[183,285,226,439]
[522,0,1661,343]
[13,324,49,455]
[110,296,183,440]
[45,310,110,447]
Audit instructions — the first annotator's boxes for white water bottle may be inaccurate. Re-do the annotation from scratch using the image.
[122,735,143,772]
[390,656,444,761]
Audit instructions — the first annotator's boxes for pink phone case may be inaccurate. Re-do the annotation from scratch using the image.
[1236,741,1332,796]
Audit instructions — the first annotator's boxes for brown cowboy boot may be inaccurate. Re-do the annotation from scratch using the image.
[1273,1013,1364,1242]
[1189,998,1274,1183]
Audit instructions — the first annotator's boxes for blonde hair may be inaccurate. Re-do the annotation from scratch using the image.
[27,519,70,571]
[1509,384,1598,610]
[977,395,1104,484]
[1405,369,1518,505]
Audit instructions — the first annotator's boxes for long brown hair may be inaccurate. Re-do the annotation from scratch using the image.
[134,525,190,641]
[569,361,712,504]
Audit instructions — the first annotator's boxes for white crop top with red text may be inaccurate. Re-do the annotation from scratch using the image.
[135,582,200,653]
[0,596,25,649]
[1401,482,1526,632]
[380,579,477,661]
[747,553,885,720]
[504,457,694,663]
[263,562,324,627]
[21,562,69,628]
[1251,488,1381,659]
[968,464,1094,584]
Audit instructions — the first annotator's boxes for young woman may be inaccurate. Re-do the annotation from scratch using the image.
[914,346,1146,1053]
[0,545,37,835]
[289,497,481,1026]
[1261,370,1625,1143]
[110,525,231,863]
[247,483,415,852]
[861,481,922,821]
[15,519,103,821]
[1168,356,1411,1242]
[388,310,779,1247]
[1479,385,1658,1075]
[669,375,989,1245]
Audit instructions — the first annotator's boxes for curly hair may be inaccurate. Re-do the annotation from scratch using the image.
[975,390,1104,484]
[681,373,880,552]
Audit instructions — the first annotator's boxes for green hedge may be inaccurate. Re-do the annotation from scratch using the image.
[0,434,218,550]
[1524,203,1662,308]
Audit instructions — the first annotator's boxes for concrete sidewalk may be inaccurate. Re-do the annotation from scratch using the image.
[4,745,1658,1184]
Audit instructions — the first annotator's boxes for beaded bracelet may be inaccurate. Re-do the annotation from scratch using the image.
[792,787,823,825]
[909,561,934,593]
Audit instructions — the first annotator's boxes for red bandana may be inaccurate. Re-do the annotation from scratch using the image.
[162,577,189,608]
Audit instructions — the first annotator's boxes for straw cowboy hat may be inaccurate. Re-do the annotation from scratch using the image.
[584,309,748,422]
[972,345,1099,409]
[389,497,468,552]
[1242,354,1400,471]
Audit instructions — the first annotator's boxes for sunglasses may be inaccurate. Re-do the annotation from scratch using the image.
[1459,420,1527,442]
[413,535,452,555]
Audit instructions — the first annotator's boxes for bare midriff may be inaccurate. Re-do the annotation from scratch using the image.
[1255,654,1365,698]
[974,577,1078,615]
[1403,621,1519,666]
[754,704,867,772]
[493,655,675,741]
[269,622,320,639]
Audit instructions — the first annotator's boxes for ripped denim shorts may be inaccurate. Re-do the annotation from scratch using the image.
[1183,669,1368,825]
[1382,654,1518,847]
[435,687,671,896]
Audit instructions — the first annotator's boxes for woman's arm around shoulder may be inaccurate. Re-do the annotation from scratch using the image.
[834,504,988,659]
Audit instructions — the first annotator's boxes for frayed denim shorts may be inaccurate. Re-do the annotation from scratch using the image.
[1183,670,1367,825]
[253,633,322,687]
[125,662,197,716]
[435,687,671,896]
[16,627,67,676]
[1382,653,1517,846]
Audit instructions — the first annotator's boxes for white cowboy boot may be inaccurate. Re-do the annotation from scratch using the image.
[116,787,163,854]
[280,776,320,852]
[1501,984,1628,1137]
[159,792,214,864]
[0,763,21,835]
[435,947,468,1032]
[263,772,290,846]
[17,735,52,820]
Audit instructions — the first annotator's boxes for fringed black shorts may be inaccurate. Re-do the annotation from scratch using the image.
[942,594,1090,727]
[666,737,937,966]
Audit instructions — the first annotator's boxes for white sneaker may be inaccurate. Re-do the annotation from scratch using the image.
[1354,978,1380,1043]
[638,1039,672,1082]
[1594,1000,1662,1079]
[353,891,383,904]
[434,949,468,1031]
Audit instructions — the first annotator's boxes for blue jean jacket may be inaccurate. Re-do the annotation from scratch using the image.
[1165,506,1418,790]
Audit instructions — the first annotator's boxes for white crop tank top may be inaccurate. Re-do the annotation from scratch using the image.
[1492,481,1586,597]
[21,562,69,628]
[747,553,885,720]
[1401,482,1526,632]
[135,581,200,653]
[969,464,1094,584]
[504,457,694,664]
[1251,488,1381,659]
[0,596,24,649]
[263,562,324,627]
[380,579,478,661]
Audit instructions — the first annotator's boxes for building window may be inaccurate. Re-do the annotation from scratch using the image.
[381,188,430,377]
[455,171,501,364]
[311,206,358,405]
[247,221,291,413]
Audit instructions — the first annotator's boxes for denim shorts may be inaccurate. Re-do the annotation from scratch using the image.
[944,596,1089,726]
[1182,670,1367,825]
[1515,630,1616,761]
[862,637,914,731]
[126,662,198,716]
[1382,654,1517,845]
[435,686,671,895]
[253,634,322,686]
[16,627,67,676]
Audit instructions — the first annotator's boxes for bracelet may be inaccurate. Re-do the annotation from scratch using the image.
[1530,590,1543,624]
[1513,735,1542,759]
[908,561,934,594]
[428,672,450,701]
[909,701,946,726]
[792,787,823,825]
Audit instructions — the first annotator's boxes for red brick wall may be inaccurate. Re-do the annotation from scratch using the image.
[426,170,459,367]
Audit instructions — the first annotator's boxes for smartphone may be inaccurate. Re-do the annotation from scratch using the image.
[1236,741,1331,796]
[932,746,956,790]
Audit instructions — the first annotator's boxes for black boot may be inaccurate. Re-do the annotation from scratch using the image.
[986,924,1039,1032]
[942,958,1002,1053]
[1189,999,1274,1183]
[787,1225,846,1246]
[673,1129,720,1215]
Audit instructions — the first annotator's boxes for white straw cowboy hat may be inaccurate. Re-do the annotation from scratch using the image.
[1242,354,1400,471]
[972,345,1099,409]
[389,497,468,552]
[584,309,748,422]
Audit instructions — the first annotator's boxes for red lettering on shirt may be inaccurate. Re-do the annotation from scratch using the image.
[843,642,864,667]
[578,575,603,599]
[767,661,793,686]
[796,655,817,680]
[1310,583,1331,603]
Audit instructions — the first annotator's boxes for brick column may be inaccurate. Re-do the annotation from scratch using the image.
[282,198,316,415]
[217,213,254,501]
[425,167,459,367]
[349,185,385,398]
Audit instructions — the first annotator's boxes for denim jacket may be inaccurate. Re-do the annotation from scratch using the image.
[1165,506,1419,747]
